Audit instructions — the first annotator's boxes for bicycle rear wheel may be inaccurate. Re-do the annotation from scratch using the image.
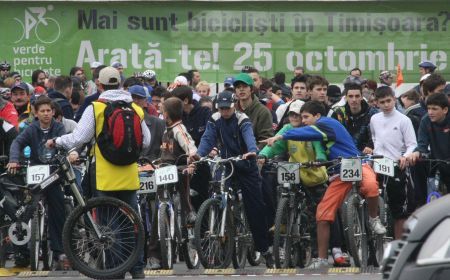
[194,198,233,269]
[63,197,144,279]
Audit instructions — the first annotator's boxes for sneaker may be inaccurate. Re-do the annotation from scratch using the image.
[262,251,274,268]
[187,211,197,226]
[369,216,387,235]
[131,269,145,279]
[306,258,329,269]
[149,257,161,270]
[54,254,72,271]
[332,248,350,267]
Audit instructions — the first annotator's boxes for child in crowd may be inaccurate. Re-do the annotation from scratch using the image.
[370,86,417,239]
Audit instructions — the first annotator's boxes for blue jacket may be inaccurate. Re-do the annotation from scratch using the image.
[75,91,100,122]
[182,101,212,147]
[9,119,65,164]
[415,113,450,160]
[48,91,74,120]
[197,111,257,158]
[282,116,360,160]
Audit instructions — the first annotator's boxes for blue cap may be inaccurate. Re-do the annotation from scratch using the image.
[224,76,235,86]
[418,60,436,70]
[128,85,146,98]
[10,82,29,94]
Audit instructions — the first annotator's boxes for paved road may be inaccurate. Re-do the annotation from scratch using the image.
[1,263,384,279]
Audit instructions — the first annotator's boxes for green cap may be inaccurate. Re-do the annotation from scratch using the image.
[233,73,253,87]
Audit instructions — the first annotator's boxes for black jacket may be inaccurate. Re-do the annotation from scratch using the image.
[143,112,165,161]
[182,101,211,147]
[404,103,427,137]
[48,91,74,120]
[331,101,378,152]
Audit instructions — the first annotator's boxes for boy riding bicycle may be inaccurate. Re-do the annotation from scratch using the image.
[6,96,67,269]
[191,90,274,267]
[408,93,450,193]
[262,100,386,269]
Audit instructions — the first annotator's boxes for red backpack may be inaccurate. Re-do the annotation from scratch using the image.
[96,100,143,165]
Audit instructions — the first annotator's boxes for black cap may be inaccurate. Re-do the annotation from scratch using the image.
[216,91,234,108]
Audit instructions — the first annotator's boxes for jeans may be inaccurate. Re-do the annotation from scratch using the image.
[95,190,145,274]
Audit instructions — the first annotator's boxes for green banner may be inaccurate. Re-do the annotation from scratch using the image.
[1,1,449,83]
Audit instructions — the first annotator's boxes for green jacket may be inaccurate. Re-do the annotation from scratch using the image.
[260,124,328,187]
[239,98,274,150]
[260,124,327,161]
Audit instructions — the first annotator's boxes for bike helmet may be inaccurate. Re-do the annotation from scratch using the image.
[0,61,11,71]
[142,70,156,80]
[379,70,393,81]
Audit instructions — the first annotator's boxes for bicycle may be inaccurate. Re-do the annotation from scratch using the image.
[14,5,61,44]
[418,157,450,203]
[315,155,384,268]
[270,160,320,268]
[192,156,253,269]
[150,161,199,269]
[0,148,144,279]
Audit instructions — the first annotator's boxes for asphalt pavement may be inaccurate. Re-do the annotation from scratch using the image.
[1,262,383,279]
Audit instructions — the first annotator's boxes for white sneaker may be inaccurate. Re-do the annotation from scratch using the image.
[369,216,387,235]
[306,258,329,269]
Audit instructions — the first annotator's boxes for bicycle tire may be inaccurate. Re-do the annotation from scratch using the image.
[139,194,153,264]
[375,196,386,266]
[30,207,44,271]
[41,207,53,271]
[343,193,367,268]
[181,226,199,269]
[273,197,294,268]
[0,227,8,268]
[246,247,262,266]
[159,203,173,269]
[63,197,144,279]
[232,200,249,269]
[297,211,313,268]
[194,198,233,269]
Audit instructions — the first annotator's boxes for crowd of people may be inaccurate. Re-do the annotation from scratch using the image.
[0,57,449,277]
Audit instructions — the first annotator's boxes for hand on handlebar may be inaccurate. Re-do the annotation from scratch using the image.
[362,147,373,155]
[242,152,256,160]
[406,151,420,166]
[6,162,19,175]
[399,156,408,170]
[68,151,79,164]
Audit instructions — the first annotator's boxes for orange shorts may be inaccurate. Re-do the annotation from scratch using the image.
[316,164,379,223]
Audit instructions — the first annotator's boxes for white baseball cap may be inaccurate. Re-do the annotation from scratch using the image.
[98,66,121,85]
[289,100,305,114]
[90,61,102,69]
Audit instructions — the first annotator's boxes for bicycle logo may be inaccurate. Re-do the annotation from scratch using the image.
[14,5,61,44]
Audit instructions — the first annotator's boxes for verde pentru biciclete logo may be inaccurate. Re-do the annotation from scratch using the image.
[14,5,61,44]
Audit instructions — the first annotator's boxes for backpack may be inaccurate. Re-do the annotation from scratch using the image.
[96,100,143,165]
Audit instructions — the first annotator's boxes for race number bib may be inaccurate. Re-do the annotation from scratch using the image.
[27,165,50,184]
[138,173,156,194]
[277,163,300,184]
[340,158,362,182]
[155,165,178,186]
[373,157,395,177]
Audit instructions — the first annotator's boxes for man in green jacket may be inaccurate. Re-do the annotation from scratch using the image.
[234,73,274,150]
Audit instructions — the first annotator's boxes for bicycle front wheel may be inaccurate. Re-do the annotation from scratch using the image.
[30,206,45,271]
[273,197,296,268]
[63,197,144,279]
[343,194,367,268]
[194,198,233,269]
[232,200,250,269]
